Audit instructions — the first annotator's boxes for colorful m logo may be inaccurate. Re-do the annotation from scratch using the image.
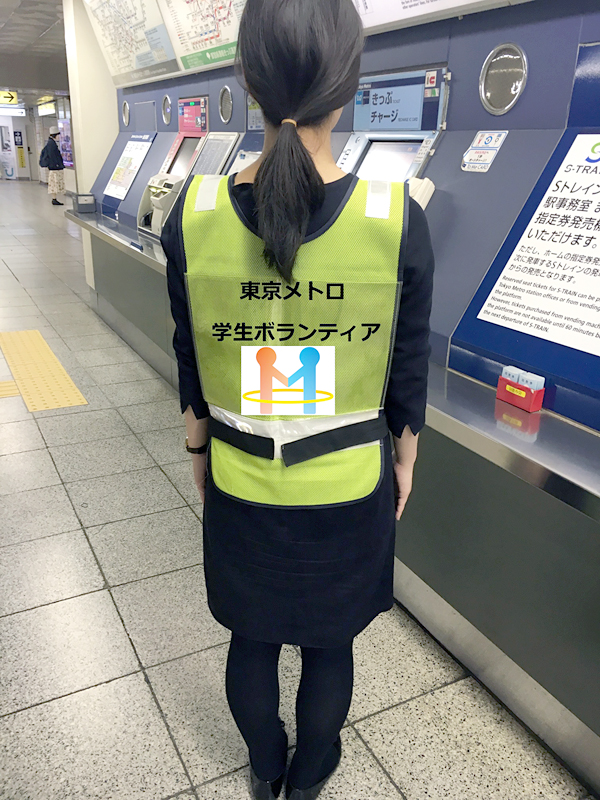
[241,346,335,416]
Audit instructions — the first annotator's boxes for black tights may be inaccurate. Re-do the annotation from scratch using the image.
[225,633,354,790]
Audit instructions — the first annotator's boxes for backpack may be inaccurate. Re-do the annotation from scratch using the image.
[39,145,49,168]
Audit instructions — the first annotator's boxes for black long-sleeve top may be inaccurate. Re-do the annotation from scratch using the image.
[42,137,64,170]
[162,174,434,437]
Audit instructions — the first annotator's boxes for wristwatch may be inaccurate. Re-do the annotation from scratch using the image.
[186,437,208,455]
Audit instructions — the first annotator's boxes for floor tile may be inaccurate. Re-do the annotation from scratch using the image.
[0,673,191,800]
[162,461,200,505]
[148,643,302,785]
[0,302,39,316]
[33,385,113,418]
[63,331,127,351]
[36,301,91,318]
[0,291,31,307]
[0,314,51,330]
[75,346,142,368]
[349,605,465,723]
[0,449,60,495]
[51,321,112,338]
[0,530,104,616]
[86,361,161,385]
[66,467,186,526]
[190,503,204,521]
[0,484,81,546]
[355,677,584,800]
[87,507,202,585]
[0,396,30,424]
[37,408,130,446]
[211,727,407,800]
[50,434,154,483]
[118,399,184,432]
[112,565,228,666]
[0,418,45,456]
[138,427,188,465]
[102,378,178,406]
[26,284,81,297]
[0,591,138,715]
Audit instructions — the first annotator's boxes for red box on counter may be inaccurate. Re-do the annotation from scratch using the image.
[496,376,545,413]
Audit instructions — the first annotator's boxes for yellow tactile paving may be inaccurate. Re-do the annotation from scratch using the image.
[0,380,20,398]
[0,330,88,412]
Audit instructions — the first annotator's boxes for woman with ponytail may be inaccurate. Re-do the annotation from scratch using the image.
[162,1,434,797]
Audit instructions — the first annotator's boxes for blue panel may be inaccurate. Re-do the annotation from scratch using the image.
[134,101,157,131]
[117,132,178,229]
[91,131,131,200]
[449,128,600,431]
[446,1,582,132]
[579,2,600,43]
[569,44,600,128]
[91,132,157,222]
[421,128,564,363]
[334,102,354,133]
[209,67,246,133]
[361,18,451,74]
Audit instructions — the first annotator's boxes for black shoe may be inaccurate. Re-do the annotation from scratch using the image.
[249,719,288,800]
[52,199,64,205]
[285,737,342,800]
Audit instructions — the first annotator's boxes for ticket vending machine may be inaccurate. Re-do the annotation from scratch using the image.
[226,94,351,176]
[226,95,265,175]
[338,67,449,199]
[138,96,211,237]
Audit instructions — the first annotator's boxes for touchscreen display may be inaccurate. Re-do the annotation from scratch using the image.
[357,141,420,183]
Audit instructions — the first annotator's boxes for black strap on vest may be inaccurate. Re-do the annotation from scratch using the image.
[208,415,389,468]
[208,417,275,459]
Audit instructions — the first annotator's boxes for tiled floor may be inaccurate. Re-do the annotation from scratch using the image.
[0,181,591,800]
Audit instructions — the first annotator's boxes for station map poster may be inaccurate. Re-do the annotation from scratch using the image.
[157,0,246,70]
[104,133,155,200]
[352,0,532,34]
[83,0,180,86]
[478,134,600,359]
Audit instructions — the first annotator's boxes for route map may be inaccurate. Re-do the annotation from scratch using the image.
[157,0,247,70]
[83,0,179,85]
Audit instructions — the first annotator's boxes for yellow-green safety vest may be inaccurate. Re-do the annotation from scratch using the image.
[182,174,406,507]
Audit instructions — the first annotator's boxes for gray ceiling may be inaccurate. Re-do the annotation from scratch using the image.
[0,0,66,57]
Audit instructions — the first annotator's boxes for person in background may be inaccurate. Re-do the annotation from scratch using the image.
[162,1,435,798]
[39,126,65,205]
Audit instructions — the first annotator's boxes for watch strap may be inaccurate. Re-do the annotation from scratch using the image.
[186,439,208,455]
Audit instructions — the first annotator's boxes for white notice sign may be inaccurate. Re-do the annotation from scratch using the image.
[104,136,154,200]
[462,130,508,173]
[352,0,533,33]
[478,134,600,358]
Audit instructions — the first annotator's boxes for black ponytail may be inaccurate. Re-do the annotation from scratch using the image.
[238,0,363,282]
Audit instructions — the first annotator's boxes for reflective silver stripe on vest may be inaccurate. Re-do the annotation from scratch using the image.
[208,404,382,460]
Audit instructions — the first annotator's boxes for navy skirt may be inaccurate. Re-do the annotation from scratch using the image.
[202,443,396,648]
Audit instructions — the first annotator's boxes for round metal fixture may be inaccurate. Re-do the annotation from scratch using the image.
[480,43,528,116]
[219,85,233,124]
[162,95,172,125]
[122,100,130,127]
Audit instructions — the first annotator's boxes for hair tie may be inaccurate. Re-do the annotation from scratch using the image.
[281,119,297,127]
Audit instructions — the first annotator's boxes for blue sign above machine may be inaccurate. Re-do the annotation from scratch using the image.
[354,68,445,133]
